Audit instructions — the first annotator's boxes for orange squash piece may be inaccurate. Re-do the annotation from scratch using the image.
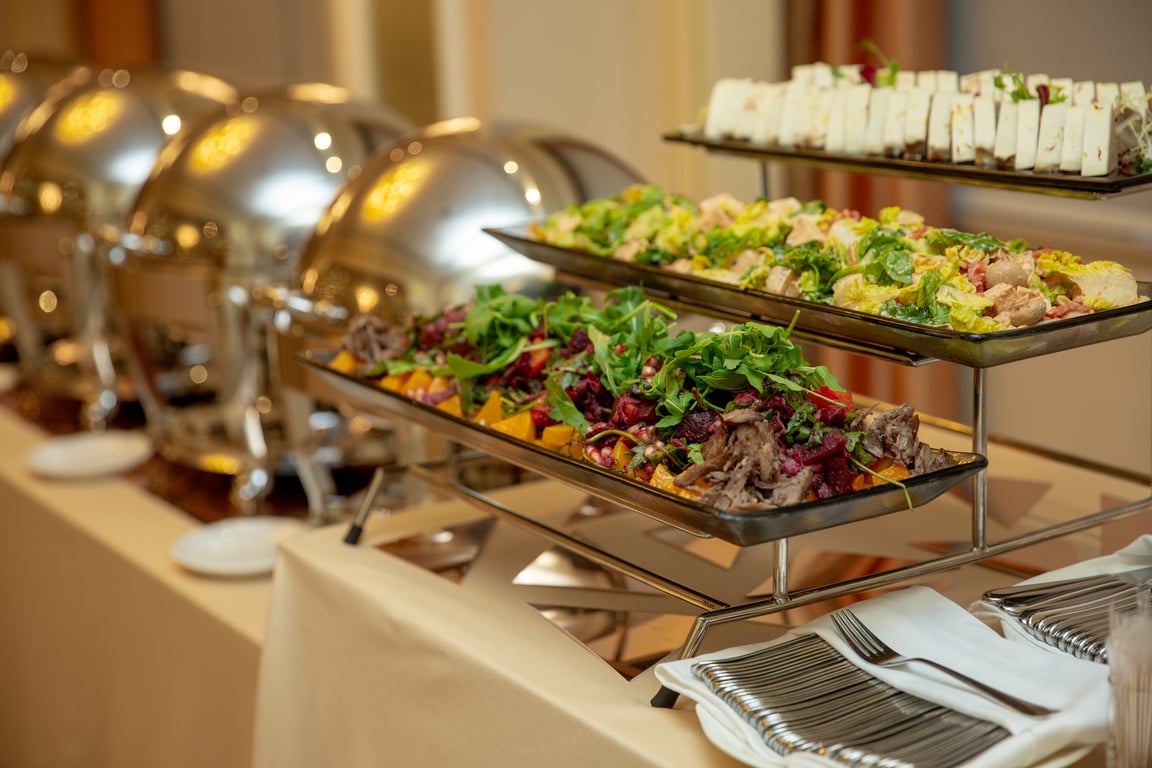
[401,368,433,397]
[378,372,409,392]
[436,394,464,418]
[427,376,454,395]
[490,410,536,442]
[854,460,911,490]
[328,349,360,374]
[472,390,504,426]
[649,464,705,500]
[611,439,635,473]
[539,424,582,458]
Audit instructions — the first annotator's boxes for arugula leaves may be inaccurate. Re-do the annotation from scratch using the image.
[645,319,838,429]
[586,286,683,397]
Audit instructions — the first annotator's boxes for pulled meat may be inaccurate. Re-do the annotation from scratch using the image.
[859,404,948,474]
[674,408,810,513]
[344,314,410,366]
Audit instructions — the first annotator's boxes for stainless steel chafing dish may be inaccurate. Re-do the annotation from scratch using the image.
[0,51,90,361]
[0,65,237,427]
[108,84,414,514]
[268,118,643,514]
[288,117,644,324]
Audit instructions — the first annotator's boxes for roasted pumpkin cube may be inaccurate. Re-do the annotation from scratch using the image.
[649,463,705,500]
[853,460,911,490]
[539,424,582,458]
[378,372,409,392]
[328,349,359,374]
[401,368,433,397]
[611,439,636,473]
[472,390,504,426]
[436,394,464,418]
[490,410,536,441]
[427,376,454,395]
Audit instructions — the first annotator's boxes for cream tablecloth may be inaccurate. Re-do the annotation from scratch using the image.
[0,406,272,768]
[251,414,1152,767]
[253,480,759,768]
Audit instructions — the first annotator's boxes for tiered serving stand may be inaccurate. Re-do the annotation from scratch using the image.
[302,130,1152,707]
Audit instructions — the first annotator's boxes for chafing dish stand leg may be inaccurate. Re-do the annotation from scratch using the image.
[344,465,387,545]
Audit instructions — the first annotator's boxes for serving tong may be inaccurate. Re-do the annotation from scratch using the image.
[692,633,1010,767]
[981,566,1152,663]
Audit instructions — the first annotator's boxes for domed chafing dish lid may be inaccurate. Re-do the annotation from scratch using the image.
[0,50,89,161]
[122,83,415,283]
[0,66,236,237]
[295,117,644,322]
[0,51,90,215]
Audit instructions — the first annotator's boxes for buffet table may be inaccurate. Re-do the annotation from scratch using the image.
[0,404,272,768]
[252,415,1150,768]
[2,388,1145,767]
[253,481,753,768]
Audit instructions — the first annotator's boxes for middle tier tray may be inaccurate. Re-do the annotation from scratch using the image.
[485,226,1152,368]
[300,350,986,547]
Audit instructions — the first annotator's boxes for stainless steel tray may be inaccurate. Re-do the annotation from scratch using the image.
[300,351,986,546]
[485,226,1152,368]
[665,130,1152,200]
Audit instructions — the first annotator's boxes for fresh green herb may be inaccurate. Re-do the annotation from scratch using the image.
[925,228,1029,254]
[880,268,949,326]
[544,375,590,434]
[461,285,541,356]
[992,70,1033,102]
[780,240,841,302]
[645,318,837,429]
[860,39,900,87]
[854,229,916,286]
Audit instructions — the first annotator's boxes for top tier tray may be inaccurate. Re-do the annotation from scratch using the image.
[485,226,1152,369]
[665,130,1152,200]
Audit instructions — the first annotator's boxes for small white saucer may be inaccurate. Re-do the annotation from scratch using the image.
[0,363,17,395]
[25,430,154,480]
[171,517,307,577]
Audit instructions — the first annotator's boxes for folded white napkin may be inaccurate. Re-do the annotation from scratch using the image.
[969,535,1152,654]
[655,585,1108,768]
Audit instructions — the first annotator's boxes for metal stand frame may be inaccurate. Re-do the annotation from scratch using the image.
[336,151,1152,709]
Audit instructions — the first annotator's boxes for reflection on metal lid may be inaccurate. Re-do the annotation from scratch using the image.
[1,66,237,225]
[121,86,415,282]
[294,119,645,323]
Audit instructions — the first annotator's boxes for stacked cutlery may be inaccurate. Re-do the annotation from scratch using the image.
[692,633,1009,767]
[981,567,1152,663]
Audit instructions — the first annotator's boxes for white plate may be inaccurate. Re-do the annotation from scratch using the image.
[0,363,17,395]
[171,516,306,577]
[25,430,154,480]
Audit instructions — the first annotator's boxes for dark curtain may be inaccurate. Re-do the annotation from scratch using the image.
[71,0,160,66]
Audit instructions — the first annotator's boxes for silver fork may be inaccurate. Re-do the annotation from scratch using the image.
[830,608,1057,717]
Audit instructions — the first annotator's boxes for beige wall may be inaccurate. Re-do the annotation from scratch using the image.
[0,1,74,55]
[431,0,788,202]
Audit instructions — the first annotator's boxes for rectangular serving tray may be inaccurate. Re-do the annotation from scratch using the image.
[665,130,1152,200]
[300,351,986,547]
[485,226,1152,369]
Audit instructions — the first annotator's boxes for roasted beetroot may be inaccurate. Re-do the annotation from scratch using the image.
[677,410,719,444]
[610,393,658,428]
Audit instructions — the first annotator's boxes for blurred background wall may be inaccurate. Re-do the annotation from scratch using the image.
[1,0,1149,473]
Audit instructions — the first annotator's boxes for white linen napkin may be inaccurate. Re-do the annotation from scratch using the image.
[969,534,1152,653]
[655,585,1108,768]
